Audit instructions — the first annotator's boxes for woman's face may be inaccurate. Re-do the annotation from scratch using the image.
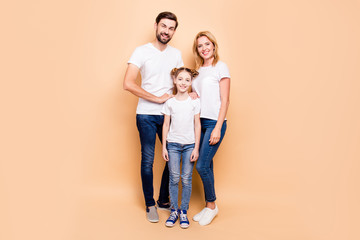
[197,36,215,61]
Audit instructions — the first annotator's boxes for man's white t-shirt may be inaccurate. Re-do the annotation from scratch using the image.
[191,61,230,120]
[128,43,183,115]
[162,97,201,144]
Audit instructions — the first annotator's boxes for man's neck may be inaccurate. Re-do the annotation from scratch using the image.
[151,39,167,52]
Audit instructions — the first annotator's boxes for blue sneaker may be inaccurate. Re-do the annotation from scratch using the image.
[179,210,189,229]
[165,209,179,227]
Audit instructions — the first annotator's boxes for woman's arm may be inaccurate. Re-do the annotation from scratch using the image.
[191,113,201,162]
[162,114,171,161]
[209,77,230,145]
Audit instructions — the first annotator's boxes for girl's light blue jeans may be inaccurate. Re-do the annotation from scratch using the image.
[167,142,195,210]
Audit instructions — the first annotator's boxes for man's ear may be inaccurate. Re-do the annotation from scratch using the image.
[154,22,157,30]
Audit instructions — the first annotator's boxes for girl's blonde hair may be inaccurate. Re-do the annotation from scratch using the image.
[170,67,199,94]
[192,31,219,70]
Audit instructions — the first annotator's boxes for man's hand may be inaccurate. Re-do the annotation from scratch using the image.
[157,93,173,103]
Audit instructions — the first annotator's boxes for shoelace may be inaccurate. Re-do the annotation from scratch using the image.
[169,211,178,221]
[180,213,188,222]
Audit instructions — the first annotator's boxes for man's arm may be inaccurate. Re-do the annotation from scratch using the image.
[123,63,172,104]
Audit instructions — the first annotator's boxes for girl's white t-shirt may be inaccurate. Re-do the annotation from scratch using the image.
[191,61,230,120]
[128,43,183,115]
[162,97,201,144]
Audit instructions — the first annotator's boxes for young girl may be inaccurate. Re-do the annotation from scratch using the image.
[162,67,201,228]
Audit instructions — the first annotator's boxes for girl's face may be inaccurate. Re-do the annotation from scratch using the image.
[174,71,192,93]
[197,36,215,61]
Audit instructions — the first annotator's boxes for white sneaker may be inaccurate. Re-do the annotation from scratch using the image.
[199,205,218,226]
[192,208,207,222]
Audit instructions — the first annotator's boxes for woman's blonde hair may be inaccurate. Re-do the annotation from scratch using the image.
[192,31,219,69]
[170,67,199,94]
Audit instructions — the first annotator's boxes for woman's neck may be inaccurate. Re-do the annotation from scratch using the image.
[203,57,214,67]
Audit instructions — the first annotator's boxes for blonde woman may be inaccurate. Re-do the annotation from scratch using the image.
[191,31,230,226]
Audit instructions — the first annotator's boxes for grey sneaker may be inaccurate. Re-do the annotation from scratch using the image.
[146,206,159,223]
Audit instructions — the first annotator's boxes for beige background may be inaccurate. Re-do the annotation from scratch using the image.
[1,0,359,240]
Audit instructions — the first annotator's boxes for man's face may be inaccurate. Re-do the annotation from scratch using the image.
[155,18,177,44]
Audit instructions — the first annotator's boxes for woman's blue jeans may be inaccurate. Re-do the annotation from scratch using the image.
[196,118,227,202]
[167,142,195,210]
[136,114,169,207]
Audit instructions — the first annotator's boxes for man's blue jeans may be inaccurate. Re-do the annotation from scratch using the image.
[136,114,169,207]
[196,118,227,202]
[167,142,195,210]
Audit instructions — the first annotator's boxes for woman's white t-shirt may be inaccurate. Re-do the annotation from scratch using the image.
[191,61,230,120]
[161,97,201,144]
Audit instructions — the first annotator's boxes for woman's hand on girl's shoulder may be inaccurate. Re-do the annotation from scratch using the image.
[189,92,199,100]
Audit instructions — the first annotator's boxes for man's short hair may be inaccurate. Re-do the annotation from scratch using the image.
[155,11,178,29]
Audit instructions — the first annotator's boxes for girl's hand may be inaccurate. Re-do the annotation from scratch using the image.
[189,92,199,100]
[162,148,169,161]
[209,128,221,145]
[190,149,199,162]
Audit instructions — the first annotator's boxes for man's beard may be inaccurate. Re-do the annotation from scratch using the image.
[156,32,171,44]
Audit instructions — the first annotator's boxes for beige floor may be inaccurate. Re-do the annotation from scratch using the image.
[69,188,303,240]
[56,175,353,240]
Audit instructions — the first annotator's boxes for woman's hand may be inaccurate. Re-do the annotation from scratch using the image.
[162,148,169,161]
[189,92,199,100]
[209,128,221,145]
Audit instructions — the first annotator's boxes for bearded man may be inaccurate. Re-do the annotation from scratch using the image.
[123,12,183,223]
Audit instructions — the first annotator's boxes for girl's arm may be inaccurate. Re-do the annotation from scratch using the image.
[191,113,201,162]
[162,114,171,161]
[209,77,230,145]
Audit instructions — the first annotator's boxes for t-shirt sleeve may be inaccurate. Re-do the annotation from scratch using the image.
[218,62,231,81]
[161,100,171,115]
[194,99,201,115]
[128,47,143,69]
